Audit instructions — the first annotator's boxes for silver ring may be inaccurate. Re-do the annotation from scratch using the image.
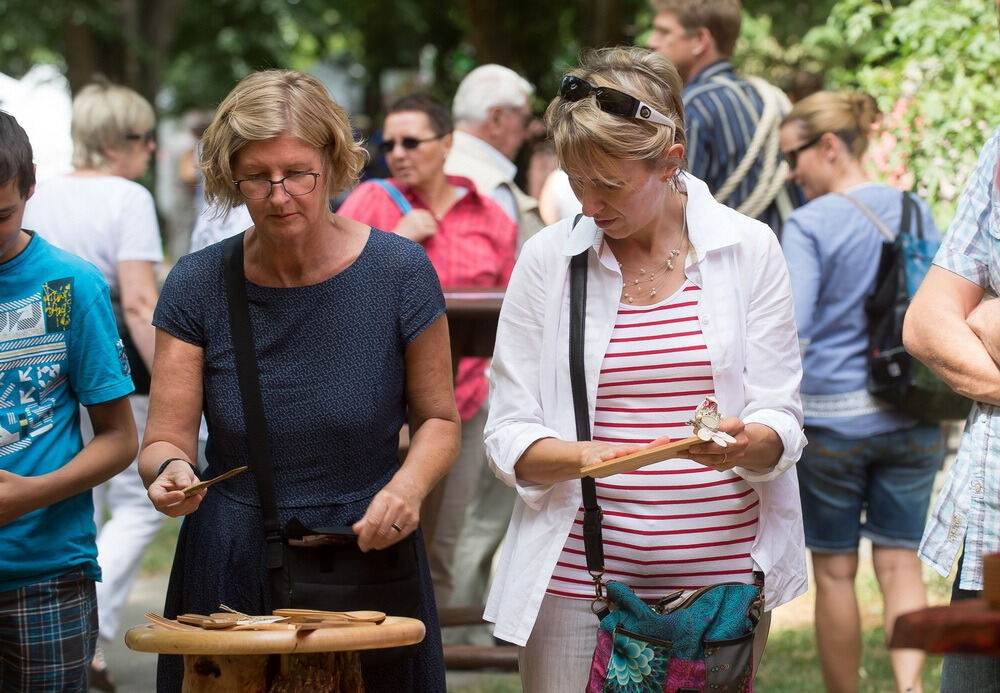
[390,522,403,533]
[722,453,729,465]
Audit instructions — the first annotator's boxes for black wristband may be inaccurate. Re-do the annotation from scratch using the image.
[156,457,198,479]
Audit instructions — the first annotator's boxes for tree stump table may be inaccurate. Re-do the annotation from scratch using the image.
[891,553,1000,656]
[890,599,1000,656]
[124,616,424,692]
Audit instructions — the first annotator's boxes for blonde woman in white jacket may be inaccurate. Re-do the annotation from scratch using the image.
[483,47,807,693]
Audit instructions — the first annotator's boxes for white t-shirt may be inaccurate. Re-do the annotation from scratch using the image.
[23,175,162,291]
[189,202,252,253]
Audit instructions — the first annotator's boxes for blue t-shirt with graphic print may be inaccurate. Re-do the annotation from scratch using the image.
[0,232,134,591]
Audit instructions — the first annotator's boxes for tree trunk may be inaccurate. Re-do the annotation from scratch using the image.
[460,0,513,66]
[580,0,627,48]
[62,0,185,101]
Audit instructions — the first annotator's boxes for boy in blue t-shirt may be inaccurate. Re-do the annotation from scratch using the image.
[0,110,137,690]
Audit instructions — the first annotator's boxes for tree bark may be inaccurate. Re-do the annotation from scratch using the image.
[62,0,185,101]
[460,0,513,66]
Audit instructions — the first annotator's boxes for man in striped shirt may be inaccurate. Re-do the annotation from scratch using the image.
[646,0,801,236]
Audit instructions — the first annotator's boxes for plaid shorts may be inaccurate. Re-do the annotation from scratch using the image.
[0,570,97,693]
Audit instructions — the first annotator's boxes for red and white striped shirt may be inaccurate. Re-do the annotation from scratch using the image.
[547,281,759,601]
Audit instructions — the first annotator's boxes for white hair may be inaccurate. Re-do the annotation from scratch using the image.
[452,64,535,125]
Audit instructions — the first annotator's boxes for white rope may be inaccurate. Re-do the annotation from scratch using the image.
[708,74,792,221]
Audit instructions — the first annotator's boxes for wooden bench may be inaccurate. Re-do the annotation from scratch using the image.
[439,606,518,671]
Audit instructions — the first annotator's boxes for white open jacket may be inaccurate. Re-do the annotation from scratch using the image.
[482,174,808,646]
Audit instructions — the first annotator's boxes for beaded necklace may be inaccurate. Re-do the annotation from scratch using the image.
[617,205,688,304]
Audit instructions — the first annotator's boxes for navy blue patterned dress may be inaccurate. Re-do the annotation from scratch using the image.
[152,229,446,692]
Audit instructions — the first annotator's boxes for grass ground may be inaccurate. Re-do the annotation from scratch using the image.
[142,522,951,692]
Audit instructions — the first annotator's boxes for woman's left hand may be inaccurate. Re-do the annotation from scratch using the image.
[686,417,748,472]
[352,479,421,552]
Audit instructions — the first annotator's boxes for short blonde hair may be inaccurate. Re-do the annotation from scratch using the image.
[546,47,686,189]
[200,70,367,209]
[781,90,881,159]
[71,83,155,170]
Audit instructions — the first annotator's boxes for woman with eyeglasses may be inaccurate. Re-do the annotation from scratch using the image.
[482,47,806,691]
[779,91,944,693]
[139,71,459,692]
[22,81,162,691]
[338,93,517,609]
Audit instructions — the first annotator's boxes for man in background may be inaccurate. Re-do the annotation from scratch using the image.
[438,64,541,646]
[445,64,543,246]
[647,0,799,236]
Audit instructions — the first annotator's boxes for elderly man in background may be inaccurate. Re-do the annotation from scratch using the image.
[646,0,799,236]
[438,64,541,646]
[445,64,543,246]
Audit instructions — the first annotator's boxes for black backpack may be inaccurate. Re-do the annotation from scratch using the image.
[841,191,971,422]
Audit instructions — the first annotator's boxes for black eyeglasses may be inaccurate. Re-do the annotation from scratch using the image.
[559,75,675,131]
[232,172,321,200]
[783,133,824,170]
[378,134,446,155]
[125,130,156,145]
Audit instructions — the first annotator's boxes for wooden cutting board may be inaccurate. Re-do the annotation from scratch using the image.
[579,436,701,478]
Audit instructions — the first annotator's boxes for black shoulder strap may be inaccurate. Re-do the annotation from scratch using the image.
[222,233,284,568]
[900,191,924,240]
[569,217,605,578]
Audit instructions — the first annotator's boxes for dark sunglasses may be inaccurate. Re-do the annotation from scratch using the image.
[783,133,824,169]
[559,75,675,130]
[125,130,156,145]
[378,134,446,155]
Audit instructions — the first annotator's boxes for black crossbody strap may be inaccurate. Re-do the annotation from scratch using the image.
[569,221,605,577]
[900,191,923,240]
[222,233,284,568]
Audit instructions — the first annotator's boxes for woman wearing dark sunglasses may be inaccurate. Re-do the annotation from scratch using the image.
[779,91,944,693]
[482,47,806,691]
[339,93,517,608]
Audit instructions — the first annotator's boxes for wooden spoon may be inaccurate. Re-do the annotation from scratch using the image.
[272,608,386,624]
[144,612,200,631]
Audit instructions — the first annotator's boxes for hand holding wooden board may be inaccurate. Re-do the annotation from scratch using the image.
[579,437,701,478]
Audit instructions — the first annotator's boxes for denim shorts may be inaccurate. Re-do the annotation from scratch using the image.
[797,424,944,553]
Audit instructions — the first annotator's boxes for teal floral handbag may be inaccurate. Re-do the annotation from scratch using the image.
[569,249,764,693]
[585,578,763,693]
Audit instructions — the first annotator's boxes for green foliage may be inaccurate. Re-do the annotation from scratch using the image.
[803,0,1000,229]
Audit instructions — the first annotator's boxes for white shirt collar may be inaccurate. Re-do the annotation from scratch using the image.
[560,172,742,258]
[453,131,517,181]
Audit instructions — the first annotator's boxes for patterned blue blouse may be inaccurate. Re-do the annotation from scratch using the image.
[153,228,445,511]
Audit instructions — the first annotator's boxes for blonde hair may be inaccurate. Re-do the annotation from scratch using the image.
[546,47,686,189]
[781,90,881,159]
[650,0,742,57]
[71,83,155,170]
[200,70,368,209]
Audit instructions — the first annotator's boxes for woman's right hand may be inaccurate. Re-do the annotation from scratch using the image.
[514,438,645,484]
[147,459,205,517]
[394,210,438,243]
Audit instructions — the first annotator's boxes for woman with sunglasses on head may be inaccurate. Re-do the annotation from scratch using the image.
[22,81,161,692]
[339,93,517,608]
[483,47,806,692]
[779,91,944,693]
[139,71,460,692]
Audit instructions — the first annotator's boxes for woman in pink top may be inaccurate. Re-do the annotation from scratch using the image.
[338,94,516,611]
[483,47,807,693]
